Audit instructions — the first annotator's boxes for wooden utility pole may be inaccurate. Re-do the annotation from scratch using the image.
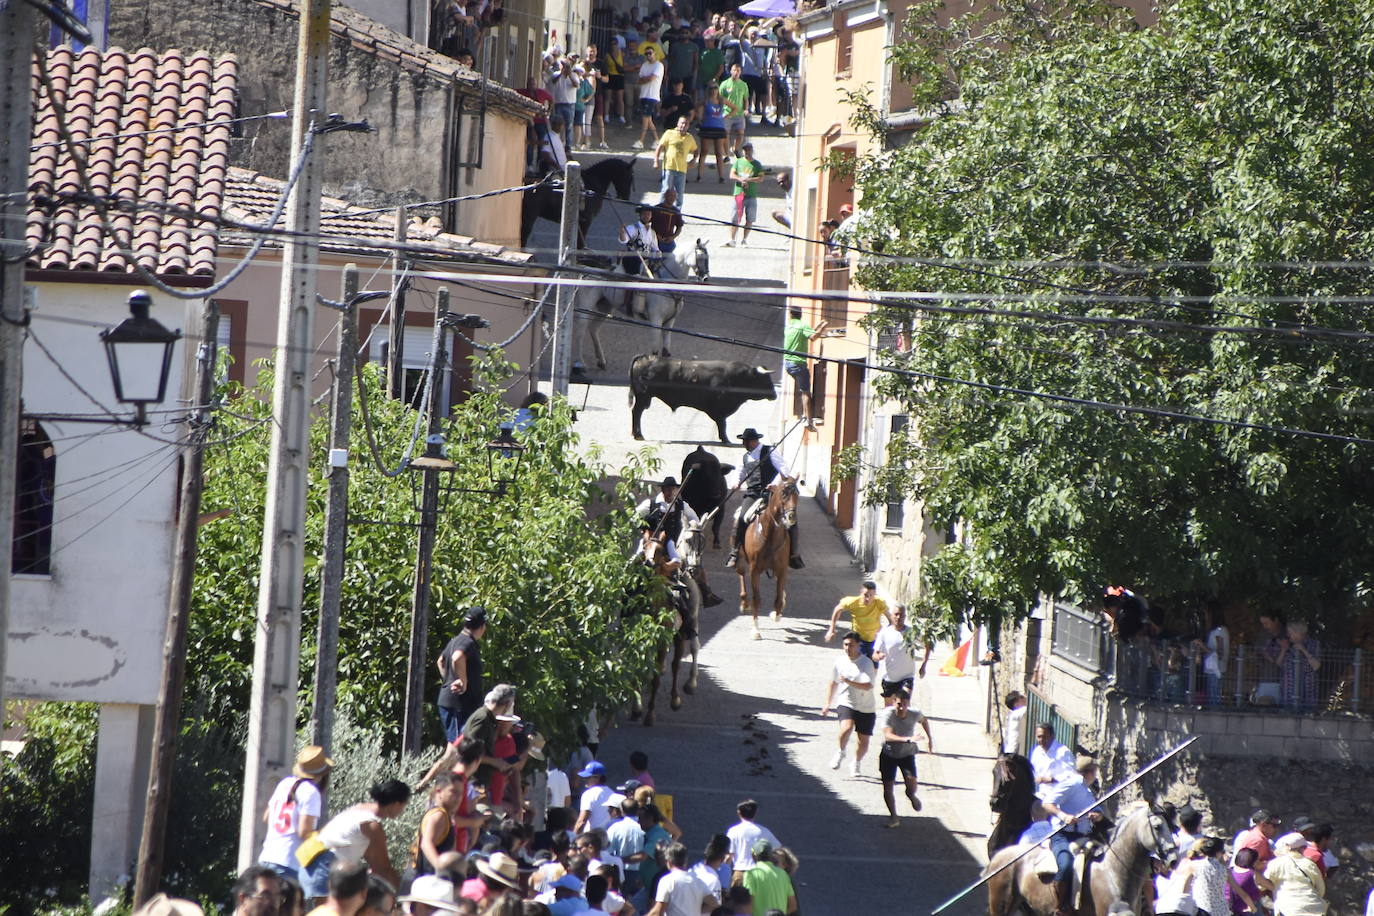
[550,161,581,397]
[387,211,409,400]
[133,302,220,907]
[401,288,449,754]
[310,265,358,755]
[0,0,37,729]
[238,0,333,870]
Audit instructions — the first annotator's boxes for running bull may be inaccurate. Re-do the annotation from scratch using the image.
[629,355,778,444]
[680,446,732,548]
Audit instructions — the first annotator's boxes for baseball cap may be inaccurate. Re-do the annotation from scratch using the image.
[616,779,642,794]
[751,837,774,858]
[606,792,628,809]
[552,873,585,892]
[578,760,607,778]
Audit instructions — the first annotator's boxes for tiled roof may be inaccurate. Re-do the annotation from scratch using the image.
[253,0,541,120]
[223,167,532,265]
[27,46,238,279]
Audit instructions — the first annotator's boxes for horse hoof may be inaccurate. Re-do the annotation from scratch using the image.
[633,433,645,441]
[628,708,642,721]
[751,628,762,640]
[643,714,655,727]
[770,611,782,622]
[671,696,683,710]
[683,681,697,696]
[596,360,606,370]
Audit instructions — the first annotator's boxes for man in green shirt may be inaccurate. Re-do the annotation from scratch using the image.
[741,839,798,915]
[699,36,724,95]
[783,307,836,429]
[719,63,750,154]
[723,142,764,247]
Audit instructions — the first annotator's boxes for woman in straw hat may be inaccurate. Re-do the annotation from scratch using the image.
[258,745,335,881]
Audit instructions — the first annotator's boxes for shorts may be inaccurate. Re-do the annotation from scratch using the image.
[609,73,626,91]
[881,677,914,698]
[733,193,757,224]
[858,638,875,659]
[638,97,659,119]
[724,116,747,133]
[784,361,810,396]
[699,125,726,139]
[878,751,917,782]
[837,706,876,736]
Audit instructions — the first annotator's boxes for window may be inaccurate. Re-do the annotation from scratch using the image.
[13,418,55,575]
[802,187,819,274]
[836,25,853,76]
[372,324,446,409]
[1052,603,1106,672]
[884,415,907,530]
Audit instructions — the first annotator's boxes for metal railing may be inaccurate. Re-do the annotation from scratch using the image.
[1052,603,1107,671]
[1111,639,1367,714]
[1026,687,1079,756]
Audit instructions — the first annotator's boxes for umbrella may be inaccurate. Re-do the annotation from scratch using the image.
[737,0,794,17]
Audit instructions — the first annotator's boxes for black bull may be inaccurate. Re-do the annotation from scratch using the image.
[680,446,733,548]
[629,355,777,444]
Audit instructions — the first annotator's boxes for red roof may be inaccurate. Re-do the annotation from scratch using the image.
[26,45,238,279]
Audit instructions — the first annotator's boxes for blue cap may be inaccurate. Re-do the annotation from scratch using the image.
[577,760,606,778]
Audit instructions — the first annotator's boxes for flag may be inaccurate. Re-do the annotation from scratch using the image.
[940,636,974,677]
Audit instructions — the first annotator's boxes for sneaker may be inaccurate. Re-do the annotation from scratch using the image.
[739,239,748,247]
[830,750,844,770]
[850,758,862,777]
[884,816,900,829]
[598,141,610,150]
[909,792,923,812]
[631,139,644,150]
[722,240,736,248]
[725,550,738,567]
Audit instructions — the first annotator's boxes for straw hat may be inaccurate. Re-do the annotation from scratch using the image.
[134,895,204,916]
[476,851,521,889]
[293,745,335,779]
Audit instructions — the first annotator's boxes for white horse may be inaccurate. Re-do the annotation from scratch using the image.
[572,239,710,372]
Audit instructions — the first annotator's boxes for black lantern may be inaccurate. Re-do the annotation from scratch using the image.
[100,290,181,427]
[485,425,525,496]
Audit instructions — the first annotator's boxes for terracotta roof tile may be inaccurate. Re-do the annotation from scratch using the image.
[221,167,531,266]
[27,46,238,279]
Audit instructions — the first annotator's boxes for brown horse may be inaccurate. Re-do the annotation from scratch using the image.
[735,476,799,640]
[633,533,700,726]
[985,802,1179,916]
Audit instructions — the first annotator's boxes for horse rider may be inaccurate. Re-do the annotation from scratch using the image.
[638,476,721,607]
[1039,755,1106,916]
[618,203,663,314]
[725,427,804,571]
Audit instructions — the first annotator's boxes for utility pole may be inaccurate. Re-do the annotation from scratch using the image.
[401,288,448,755]
[0,0,37,731]
[310,265,357,755]
[238,0,333,870]
[387,212,409,400]
[549,161,580,397]
[133,302,219,907]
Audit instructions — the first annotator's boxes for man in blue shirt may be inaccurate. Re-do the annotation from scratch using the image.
[1039,756,1104,916]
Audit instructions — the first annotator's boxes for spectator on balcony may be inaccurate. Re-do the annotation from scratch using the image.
[1193,602,1230,706]
[1002,691,1027,755]
[1029,723,1074,800]
[1259,611,1287,665]
[1277,620,1321,711]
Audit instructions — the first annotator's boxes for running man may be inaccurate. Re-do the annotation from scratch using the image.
[824,579,893,657]
[821,630,878,777]
[877,687,933,828]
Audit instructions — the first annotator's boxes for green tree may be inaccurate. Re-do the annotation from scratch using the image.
[846,0,1374,629]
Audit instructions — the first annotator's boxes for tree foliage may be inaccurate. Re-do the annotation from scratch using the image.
[847,0,1374,629]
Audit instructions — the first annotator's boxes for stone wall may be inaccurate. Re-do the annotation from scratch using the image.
[107,0,537,243]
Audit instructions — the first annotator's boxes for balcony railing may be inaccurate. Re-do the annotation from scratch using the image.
[1052,603,1108,671]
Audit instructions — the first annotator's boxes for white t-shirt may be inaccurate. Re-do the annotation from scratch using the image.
[832,653,878,713]
[654,868,710,916]
[259,776,323,866]
[873,624,916,682]
[1204,626,1229,676]
[726,819,779,871]
[1030,741,1075,798]
[579,784,616,832]
[878,705,924,757]
[547,767,572,809]
[1002,705,1026,754]
[548,69,579,104]
[688,861,723,900]
[639,60,664,101]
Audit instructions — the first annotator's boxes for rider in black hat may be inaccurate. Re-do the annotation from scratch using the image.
[726,428,803,570]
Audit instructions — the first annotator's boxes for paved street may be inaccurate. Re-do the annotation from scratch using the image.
[532,120,999,916]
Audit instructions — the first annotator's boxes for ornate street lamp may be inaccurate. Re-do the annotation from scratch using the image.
[99,290,181,427]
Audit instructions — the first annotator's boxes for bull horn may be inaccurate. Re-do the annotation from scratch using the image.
[756,366,769,374]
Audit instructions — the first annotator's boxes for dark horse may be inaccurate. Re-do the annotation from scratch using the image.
[985,801,1179,916]
[520,158,636,248]
[630,532,701,727]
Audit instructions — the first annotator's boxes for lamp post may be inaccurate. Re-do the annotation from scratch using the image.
[399,291,525,754]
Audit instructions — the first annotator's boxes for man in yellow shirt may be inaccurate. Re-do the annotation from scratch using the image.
[825,579,892,658]
[653,114,698,205]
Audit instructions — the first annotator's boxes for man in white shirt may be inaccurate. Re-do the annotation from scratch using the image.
[872,604,931,705]
[821,630,878,776]
[688,835,728,903]
[1002,691,1027,755]
[646,842,717,916]
[726,799,779,881]
[538,117,569,175]
[547,765,572,811]
[574,761,615,834]
[632,45,665,149]
[1029,723,1075,799]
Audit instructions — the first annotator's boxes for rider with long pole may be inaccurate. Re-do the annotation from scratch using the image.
[725,427,803,570]
[1041,756,1106,916]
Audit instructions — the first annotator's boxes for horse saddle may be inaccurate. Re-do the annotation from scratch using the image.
[1030,838,1104,880]
[741,498,766,524]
